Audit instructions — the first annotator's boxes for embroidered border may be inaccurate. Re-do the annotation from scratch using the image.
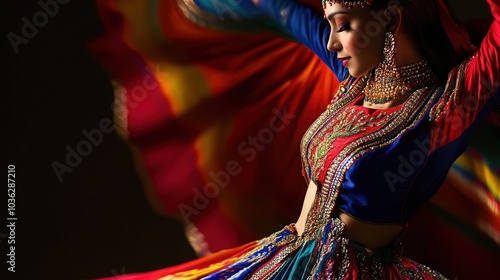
[319,84,441,219]
[300,76,364,183]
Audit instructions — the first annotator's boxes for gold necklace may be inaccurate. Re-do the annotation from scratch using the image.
[363,59,438,105]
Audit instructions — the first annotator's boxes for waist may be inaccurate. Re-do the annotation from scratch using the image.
[287,218,404,262]
[299,180,404,251]
[334,208,404,251]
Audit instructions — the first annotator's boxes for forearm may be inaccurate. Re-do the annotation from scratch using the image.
[252,0,348,79]
[433,0,500,144]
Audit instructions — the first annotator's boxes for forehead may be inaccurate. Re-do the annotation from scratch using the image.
[323,3,368,19]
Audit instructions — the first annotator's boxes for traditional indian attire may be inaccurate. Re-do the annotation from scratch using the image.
[94,0,500,279]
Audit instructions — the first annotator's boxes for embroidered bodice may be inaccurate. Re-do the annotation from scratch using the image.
[300,75,443,227]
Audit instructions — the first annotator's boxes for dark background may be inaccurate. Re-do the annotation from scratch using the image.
[4,1,196,279]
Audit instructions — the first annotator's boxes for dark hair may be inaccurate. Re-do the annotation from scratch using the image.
[367,0,469,80]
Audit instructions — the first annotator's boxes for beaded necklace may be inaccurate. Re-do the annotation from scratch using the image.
[363,59,438,105]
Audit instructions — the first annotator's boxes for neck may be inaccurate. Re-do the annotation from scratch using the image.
[363,58,438,106]
[394,33,424,68]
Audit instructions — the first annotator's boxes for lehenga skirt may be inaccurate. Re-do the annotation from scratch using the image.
[99,218,447,280]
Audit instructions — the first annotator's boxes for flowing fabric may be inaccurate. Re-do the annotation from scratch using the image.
[435,0,476,56]
[88,0,500,278]
[98,219,446,279]
[87,0,337,253]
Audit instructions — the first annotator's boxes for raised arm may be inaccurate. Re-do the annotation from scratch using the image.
[462,0,500,111]
[431,0,500,148]
[253,0,349,80]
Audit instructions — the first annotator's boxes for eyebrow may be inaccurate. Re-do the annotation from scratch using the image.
[326,11,350,21]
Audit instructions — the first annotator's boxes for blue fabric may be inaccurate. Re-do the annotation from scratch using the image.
[331,86,499,224]
[192,0,292,35]
[204,229,293,279]
[270,239,317,279]
[193,0,349,78]
[193,0,265,20]
[258,0,349,79]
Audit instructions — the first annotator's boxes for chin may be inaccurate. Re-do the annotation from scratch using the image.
[348,67,370,78]
[348,69,362,78]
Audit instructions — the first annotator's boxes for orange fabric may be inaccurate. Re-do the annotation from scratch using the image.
[88,0,338,252]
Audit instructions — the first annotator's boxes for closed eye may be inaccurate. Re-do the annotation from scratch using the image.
[336,23,351,33]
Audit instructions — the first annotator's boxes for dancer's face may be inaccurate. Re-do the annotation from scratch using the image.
[324,3,386,77]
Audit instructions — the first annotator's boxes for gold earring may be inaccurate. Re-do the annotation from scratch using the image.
[364,32,402,104]
[364,32,438,105]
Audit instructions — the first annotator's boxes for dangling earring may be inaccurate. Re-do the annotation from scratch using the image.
[364,32,438,105]
[364,32,402,105]
[379,31,399,93]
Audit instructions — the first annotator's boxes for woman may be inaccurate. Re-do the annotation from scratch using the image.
[100,0,500,278]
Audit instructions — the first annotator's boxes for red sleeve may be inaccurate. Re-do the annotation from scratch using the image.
[463,0,500,114]
[430,0,500,150]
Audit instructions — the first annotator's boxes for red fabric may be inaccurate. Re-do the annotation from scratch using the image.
[97,242,259,280]
[88,0,338,253]
[436,0,476,55]
[430,1,500,151]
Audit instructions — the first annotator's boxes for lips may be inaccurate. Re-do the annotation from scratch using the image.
[338,57,351,67]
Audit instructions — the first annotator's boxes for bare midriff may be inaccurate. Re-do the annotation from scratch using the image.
[295,180,403,251]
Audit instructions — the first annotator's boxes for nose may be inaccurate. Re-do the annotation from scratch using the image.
[327,30,342,52]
